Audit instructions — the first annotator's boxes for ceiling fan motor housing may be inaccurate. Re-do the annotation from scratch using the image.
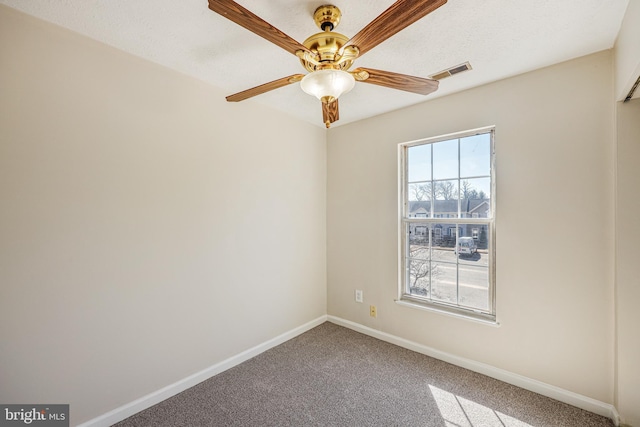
[302,32,350,64]
[300,5,355,72]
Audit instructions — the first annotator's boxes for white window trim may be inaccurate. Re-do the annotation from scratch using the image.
[398,126,496,323]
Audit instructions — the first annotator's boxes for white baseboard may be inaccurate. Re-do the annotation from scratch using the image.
[78,315,328,427]
[327,315,620,426]
[611,406,621,426]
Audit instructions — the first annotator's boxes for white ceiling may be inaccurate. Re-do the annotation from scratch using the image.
[0,0,630,128]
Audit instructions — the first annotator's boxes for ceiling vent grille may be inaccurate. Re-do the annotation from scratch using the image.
[429,62,472,80]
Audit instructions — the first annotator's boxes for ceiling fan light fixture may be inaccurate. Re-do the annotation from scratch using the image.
[300,69,355,103]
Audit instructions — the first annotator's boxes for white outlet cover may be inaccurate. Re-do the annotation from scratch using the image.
[355,290,363,303]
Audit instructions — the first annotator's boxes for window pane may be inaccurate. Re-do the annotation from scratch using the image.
[460,177,490,199]
[408,144,431,183]
[407,224,429,260]
[431,222,456,261]
[431,261,457,304]
[460,133,490,178]
[408,183,433,202]
[457,224,489,267]
[433,138,458,180]
[460,177,491,218]
[407,258,430,296]
[434,180,460,220]
[458,265,489,311]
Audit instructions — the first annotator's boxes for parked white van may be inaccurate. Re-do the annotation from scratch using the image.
[456,237,478,256]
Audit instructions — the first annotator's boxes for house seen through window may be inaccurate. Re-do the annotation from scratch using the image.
[399,127,495,321]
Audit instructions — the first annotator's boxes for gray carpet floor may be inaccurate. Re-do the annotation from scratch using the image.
[114,322,614,426]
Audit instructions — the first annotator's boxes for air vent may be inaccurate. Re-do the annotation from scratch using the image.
[429,62,472,80]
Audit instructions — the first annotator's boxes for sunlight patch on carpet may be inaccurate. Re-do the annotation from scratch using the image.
[429,384,534,427]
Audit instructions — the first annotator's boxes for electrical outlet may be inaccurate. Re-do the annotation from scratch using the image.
[370,305,377,317]
[355,290,363,303]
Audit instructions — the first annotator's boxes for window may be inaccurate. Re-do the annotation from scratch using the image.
[399,127,495,321]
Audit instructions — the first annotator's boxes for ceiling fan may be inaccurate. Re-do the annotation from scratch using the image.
[208,0,448,128]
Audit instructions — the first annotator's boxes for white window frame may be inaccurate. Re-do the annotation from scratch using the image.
[398,126,496,322]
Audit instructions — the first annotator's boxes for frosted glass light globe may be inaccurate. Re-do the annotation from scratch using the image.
[300,69,355,102]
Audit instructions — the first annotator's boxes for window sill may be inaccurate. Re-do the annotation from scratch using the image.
[395,299,500,326]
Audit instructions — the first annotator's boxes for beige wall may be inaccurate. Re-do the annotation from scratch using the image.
[327,51,615,403]
[615,98,640,426]
[2,3,637,425]
[0,6,326,425]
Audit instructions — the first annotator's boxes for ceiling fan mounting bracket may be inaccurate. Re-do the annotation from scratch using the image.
[313,5,342,31]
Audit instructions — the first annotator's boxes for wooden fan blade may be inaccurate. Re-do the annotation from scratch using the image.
[208,0,310,56]
[226,74,304,102]
[322,99,339,128]
[345,0,447,57]
[353,68,438,95]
